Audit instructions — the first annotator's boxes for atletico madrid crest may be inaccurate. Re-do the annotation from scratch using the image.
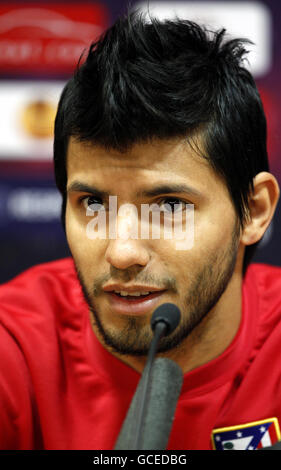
[211,418,281,450]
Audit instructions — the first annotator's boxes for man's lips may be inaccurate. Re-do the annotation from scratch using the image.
[104,290,167,315]
[103,284,165,293]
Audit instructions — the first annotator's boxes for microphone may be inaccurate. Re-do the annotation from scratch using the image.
[144,303,181,388]
[114,303,183,450]
[151,302,181,335]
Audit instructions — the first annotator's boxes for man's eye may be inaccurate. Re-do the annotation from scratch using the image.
[82,196,105,212]
[159,198,185,213]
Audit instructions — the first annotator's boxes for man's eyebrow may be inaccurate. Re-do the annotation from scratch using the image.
[136,184,203,198]
[67,181,203,199]
[67,182,110,198]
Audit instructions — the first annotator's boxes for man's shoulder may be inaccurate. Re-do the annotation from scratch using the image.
[4,257,75,281]
[246,262,281,329]
[247,262,281,289]
[0,257,76,291]
[0,257,84,325]
[249,262,281,275]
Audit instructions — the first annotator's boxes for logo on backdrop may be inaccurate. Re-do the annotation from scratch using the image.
[0,3,109,74]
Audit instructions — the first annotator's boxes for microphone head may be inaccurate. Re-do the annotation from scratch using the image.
[151,303,181,336]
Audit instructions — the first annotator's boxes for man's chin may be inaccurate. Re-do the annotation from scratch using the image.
[90,306,191,357]
[91,309,155,356]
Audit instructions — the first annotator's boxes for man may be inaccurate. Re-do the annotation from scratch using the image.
[0,11,280,450]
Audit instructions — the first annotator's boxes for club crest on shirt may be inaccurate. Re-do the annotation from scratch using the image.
[211,418,281,450]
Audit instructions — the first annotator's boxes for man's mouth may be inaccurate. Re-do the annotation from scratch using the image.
[111,291,164,301]
[104,289,167,315]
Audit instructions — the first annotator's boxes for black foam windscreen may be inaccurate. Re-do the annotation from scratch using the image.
[114,357,183,450]
[151,303,181,335]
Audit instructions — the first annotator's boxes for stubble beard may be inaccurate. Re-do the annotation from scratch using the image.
[75,224,240,357]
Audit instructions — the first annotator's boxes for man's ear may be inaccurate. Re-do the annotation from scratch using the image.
[241,172,280,246]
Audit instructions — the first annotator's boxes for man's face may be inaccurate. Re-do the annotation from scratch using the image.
[66,136,241,358]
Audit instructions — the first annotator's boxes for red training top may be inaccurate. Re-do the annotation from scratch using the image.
[1,258,281,450]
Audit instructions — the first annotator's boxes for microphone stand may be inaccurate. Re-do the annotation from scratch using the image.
[114,303,182,450]
[132,321,167,449]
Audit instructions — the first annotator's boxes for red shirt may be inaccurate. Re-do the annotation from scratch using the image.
[1,258,281,450]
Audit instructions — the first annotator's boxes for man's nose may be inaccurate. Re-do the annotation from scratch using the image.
[105,238,150,270]
[105,205,150,270]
